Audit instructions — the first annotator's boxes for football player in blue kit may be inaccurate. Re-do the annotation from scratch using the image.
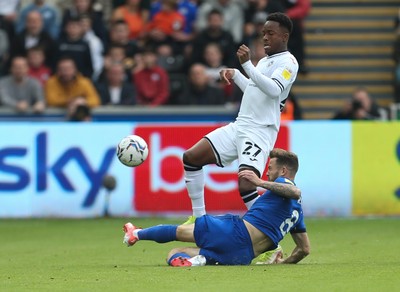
[123,149,310,266]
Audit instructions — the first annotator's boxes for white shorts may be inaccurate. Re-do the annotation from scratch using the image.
[205,122,278,176]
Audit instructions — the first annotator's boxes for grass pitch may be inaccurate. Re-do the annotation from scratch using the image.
[1,217,399,292]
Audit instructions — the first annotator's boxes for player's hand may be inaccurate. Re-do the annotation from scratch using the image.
[237,44,251,64]
[274,251,284,264]
[219,68,235,85]
[239,170,262,186]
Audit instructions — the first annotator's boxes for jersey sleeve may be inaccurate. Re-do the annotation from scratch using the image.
[241,60,282,98]
[290,211,307,233]
[232,68,250,92]
[270,57,298,93]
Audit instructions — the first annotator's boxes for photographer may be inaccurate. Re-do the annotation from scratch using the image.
[67,97,92,122]
[332,87,383,120]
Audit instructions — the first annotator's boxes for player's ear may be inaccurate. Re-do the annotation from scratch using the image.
[282,32,289,43]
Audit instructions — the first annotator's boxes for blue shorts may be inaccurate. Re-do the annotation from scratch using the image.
[194,214,255,265]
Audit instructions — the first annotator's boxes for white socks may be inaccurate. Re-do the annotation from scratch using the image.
[241,190,260,209]
[184,168,206,217]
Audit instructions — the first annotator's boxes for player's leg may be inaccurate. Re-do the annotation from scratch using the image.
[183,124,237,219]
[123,222,195,246]
[182,138,216,219]
[238,166,261,209]
[167,247,206,267]
[236,129,272,209]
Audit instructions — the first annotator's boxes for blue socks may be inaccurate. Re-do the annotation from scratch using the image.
[137,225,178,243]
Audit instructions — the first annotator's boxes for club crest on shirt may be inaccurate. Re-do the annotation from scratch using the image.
[282,68,292,80]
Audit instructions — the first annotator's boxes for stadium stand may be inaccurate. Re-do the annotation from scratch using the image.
[5,0,400,121]
[292,0,398,119]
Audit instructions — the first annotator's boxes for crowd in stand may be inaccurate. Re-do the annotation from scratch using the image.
[0,0,310,121]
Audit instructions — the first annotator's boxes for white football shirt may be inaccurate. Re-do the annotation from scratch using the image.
[233,51,298,131]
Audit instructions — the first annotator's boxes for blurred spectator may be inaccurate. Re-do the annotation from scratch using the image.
[56,16,93,78]
[196,0,244,44]
[280,92,302,121]
[45,57,100,108]
[96,62,135,105]
[0,28,9,75]
[67,97,92,121]
[112,0,151,13]
[150,0,197,35]
[190,9,236,68]
[145,0,185,53]
[150,0,197,54]
[81,13,104,81]
[60,0,107,45]
[111,0,148,42]
[243,0,284,45]
[333,87,384,120]
[16,0,59,39]
[394,11,400,103]
[27,45,51,87]
[107,20,140,58]
[156,44,185,73]
[203,43,226,85]
[133,49,169,106]
[10,10,56,68]
[0,56,45,113]
[177,63,225,105]
[61,0,125,23]
[99,45,134,82]
[283,0,311,74]
[0,0,20,42]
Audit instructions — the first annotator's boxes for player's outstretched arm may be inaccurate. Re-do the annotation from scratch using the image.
[220,68,249,92]
[278,232,310,264]
[239,170,301,199]
[257,180,301,200]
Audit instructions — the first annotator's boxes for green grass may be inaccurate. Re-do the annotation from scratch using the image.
[1,218,400,292]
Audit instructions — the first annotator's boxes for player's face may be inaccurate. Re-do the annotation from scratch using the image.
[266,158,283,182]
[262,21,288,55]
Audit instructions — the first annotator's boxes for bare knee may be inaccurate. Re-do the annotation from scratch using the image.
[238,178,256,193]
[238,167,259,193]
[176,224,195,242]
[182,149,196,165]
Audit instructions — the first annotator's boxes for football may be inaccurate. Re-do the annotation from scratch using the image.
[116,135,149,167]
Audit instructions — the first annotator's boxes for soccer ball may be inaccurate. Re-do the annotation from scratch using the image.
[116,135,149,167]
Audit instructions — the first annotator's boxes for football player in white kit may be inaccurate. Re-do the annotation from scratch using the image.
[182,12,299,222]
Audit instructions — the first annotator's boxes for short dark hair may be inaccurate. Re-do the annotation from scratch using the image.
[67,15,82,24]
[267,12,293,34]
[111,19,128,29]
[207,8,222,19]
[27,45,45,54]
[270,148,299,175]
[57,56,77,67]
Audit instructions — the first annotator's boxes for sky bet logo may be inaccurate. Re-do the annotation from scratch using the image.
[0,132,115,207]
[133,124,289,212]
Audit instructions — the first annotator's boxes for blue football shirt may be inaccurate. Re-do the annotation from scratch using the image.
[243,176,306,246]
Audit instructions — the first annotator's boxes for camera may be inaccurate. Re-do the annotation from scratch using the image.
[351,99,363,111]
